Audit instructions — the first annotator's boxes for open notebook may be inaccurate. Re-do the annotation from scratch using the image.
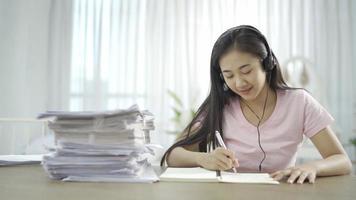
[160,167,279,184]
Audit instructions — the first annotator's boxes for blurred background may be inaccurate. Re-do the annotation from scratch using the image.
[0,0,355,168]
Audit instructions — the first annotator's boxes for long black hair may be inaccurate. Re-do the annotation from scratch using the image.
[160,25,292,166]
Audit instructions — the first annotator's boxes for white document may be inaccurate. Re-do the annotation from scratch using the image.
[63,165,159,183]
[160,167,218,182]
[0,154,43,166]
[37,104,141,119]
[160,167,279,184]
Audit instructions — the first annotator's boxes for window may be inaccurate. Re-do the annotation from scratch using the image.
[70,0,147,111]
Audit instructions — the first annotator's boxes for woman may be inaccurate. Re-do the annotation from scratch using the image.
[161,25,351,184]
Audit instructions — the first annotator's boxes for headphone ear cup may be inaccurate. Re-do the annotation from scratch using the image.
[263,56,275,71]
[262,57,272,71]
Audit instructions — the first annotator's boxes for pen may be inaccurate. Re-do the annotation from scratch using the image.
[215,130,237,173]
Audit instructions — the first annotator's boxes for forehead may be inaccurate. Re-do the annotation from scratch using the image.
[219,50,259,69]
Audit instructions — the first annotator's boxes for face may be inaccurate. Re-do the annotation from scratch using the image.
[219,49,267,101]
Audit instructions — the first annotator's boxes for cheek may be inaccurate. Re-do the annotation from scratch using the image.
[239,74,256,85]
[255,72,267,86]
[244,74,256,84]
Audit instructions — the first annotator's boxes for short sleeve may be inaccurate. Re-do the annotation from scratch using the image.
[303,91,334,138]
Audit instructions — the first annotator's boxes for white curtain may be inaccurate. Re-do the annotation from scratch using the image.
[0,0,51,118]
[68,0,267,146]
[67,0,355,147]
[0,0,355,152]
[47,0,74,110]
[0,0,73,117]
[0,0,73,154]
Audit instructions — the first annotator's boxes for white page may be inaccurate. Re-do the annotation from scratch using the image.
[37,105,140,119]
[160,167,279,184]
[0,154,43,166]
[63,165,159,183]
[220,171,279,184]
[159,167,218,182]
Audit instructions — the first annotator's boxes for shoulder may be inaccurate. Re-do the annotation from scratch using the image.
[277,89,323,113]
[278,88,330,115]
[278,88,307,96]
[277,88,310,103]
[277,89,315,103]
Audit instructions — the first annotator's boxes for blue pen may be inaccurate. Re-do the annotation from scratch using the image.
[215,130,237,173]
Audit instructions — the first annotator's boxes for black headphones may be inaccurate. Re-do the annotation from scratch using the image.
[224,25,276,72]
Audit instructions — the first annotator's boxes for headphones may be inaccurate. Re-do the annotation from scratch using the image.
[223,25,276,72]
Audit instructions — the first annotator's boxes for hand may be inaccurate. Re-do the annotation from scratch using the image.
[270,164,318,184]
[197,147,239,171]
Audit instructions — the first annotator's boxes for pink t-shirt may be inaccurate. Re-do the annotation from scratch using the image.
[223,89,334,173]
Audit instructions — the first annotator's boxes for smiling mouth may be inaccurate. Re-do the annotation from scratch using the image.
[237,87,252,94]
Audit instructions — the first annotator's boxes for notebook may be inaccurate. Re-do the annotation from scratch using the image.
[160,167,279,184]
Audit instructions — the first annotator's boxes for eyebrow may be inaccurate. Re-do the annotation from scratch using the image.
[222,64,250,72]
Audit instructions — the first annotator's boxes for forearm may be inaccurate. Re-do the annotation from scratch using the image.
[166,146,205,167]
[307,154,352,176]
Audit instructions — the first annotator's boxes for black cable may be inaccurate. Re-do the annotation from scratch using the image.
[241,85,269,172]
[256,123,266,172]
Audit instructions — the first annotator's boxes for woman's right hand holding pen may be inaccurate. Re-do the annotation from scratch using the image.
[196,147,239,171]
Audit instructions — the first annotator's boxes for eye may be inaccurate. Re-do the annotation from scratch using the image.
[241,70,252,74]
[225,74,233,79]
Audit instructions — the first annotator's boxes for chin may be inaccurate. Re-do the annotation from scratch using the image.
[234,87,258,101]
[239,94,257,101]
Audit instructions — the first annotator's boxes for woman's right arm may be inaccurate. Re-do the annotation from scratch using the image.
[167,146,238,171]
[166,146,205,167]
[166,122,204,167]
[166,122,238,170]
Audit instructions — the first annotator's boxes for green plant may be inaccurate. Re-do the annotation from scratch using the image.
[350,137,356,146]
[167,90,196,133]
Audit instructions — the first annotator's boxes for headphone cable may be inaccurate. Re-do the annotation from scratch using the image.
[241,85,269,172]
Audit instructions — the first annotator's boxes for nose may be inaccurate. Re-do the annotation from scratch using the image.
[235,76,247,88]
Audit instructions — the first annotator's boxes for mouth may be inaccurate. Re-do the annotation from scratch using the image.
[237,87,253,95]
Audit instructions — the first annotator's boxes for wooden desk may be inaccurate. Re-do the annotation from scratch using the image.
[0,165,355,200]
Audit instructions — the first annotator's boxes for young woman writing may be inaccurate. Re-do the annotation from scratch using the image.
[161,25,352,184]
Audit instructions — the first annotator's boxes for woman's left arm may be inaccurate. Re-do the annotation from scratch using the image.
[271,126,352,184]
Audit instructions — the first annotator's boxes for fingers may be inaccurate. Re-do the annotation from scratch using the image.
[270,171,278,177]
[271,172,285,181]
[271,169,291,181]
[307,173,316,184]
[292,171,316,184]
[218,156,239,170]
[214,148,237,171]
[296,172,309,184]
[233,158,239,167]
[287,169,302,184]
[218,148,235,159]
[216,155,232,170]
[271,168,317,184]
[216,159,230,171]
[270,171,279,177]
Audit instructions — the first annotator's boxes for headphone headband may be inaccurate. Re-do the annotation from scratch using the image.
[226,25,275,71]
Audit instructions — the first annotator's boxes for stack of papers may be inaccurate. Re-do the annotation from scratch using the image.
[38,105,159,183]
[160,167,279,184]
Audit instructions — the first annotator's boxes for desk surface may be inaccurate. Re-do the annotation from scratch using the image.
[0,165,355,200]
